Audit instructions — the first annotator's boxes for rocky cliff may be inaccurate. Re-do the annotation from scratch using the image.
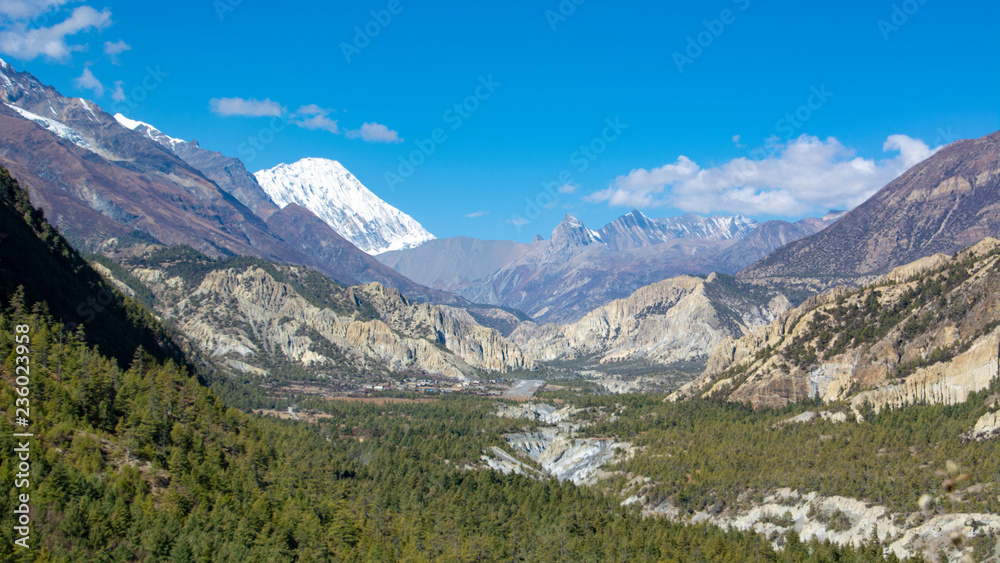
[511,273,791,367]
[352,282,533,372]
[686,238,1000,410]
[104,248,533,381]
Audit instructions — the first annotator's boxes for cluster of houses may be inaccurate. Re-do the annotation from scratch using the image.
[356,378,511,395]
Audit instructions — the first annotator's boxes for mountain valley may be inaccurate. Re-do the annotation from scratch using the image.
[1,49,999,563]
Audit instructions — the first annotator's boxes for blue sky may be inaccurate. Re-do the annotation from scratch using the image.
[1,0,998,243]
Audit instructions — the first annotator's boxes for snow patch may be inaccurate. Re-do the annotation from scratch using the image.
[113,113,186,149]
[5,103,94,152]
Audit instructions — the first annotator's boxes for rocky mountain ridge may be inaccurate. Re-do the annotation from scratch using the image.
[0,60,456,304]
[510,273,791,367]
[103,247,533,381]
[681,237,1000,410]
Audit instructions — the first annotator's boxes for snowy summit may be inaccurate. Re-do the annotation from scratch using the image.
[254,157,434,255]
[114,113,186,150]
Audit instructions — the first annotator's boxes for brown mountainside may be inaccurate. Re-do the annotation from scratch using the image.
[0,61,458,305]
[740,131,1000,281]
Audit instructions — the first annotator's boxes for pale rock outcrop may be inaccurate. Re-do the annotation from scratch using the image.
[850,328,999,413]
[512,275,788,366]
[504,428,631,485]
[483,403,632,486]
[773,410,849,427]
[964,410,1000,441]
[494,403,581,424]
[692,241,1000,410]
[644,487,1000,562]
[169,267,475,379]
[355,283,533,372]
[480,446,546,479]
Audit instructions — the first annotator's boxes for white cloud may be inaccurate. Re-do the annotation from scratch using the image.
[110,79,124,101]
[209,97,283,117]
[103,38,129,64]
[0,5,111,61]
[73,63,102,96]
[557,183,578,194]
[291,104,339,134]
[587,134,940,216]
[464,211,489,218]
[346,121,402,143]
[209,98,401,142]
[0,0,70,20]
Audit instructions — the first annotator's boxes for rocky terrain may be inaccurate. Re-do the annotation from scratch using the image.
[681,238,1000,410]
[483,403,633,486]
[99,246,533,382]
[114,113,280,218]
[352,282,533,373]
[510,272,791,368]
[643,488,1000,563]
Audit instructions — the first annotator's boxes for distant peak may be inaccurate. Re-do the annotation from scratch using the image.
[560,214,583,227]
[254,158,434,254]
[0,57,8,70]
[532,234,544,243]
[551,214,604,247]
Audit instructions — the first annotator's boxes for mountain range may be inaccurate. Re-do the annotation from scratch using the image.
[5,58,1000,395]
[380,210,844,323]
[0,59,845,328]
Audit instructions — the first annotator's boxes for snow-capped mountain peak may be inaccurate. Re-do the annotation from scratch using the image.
[254,157,434,255]
[114,113,186,150]
[550,214,605,248]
